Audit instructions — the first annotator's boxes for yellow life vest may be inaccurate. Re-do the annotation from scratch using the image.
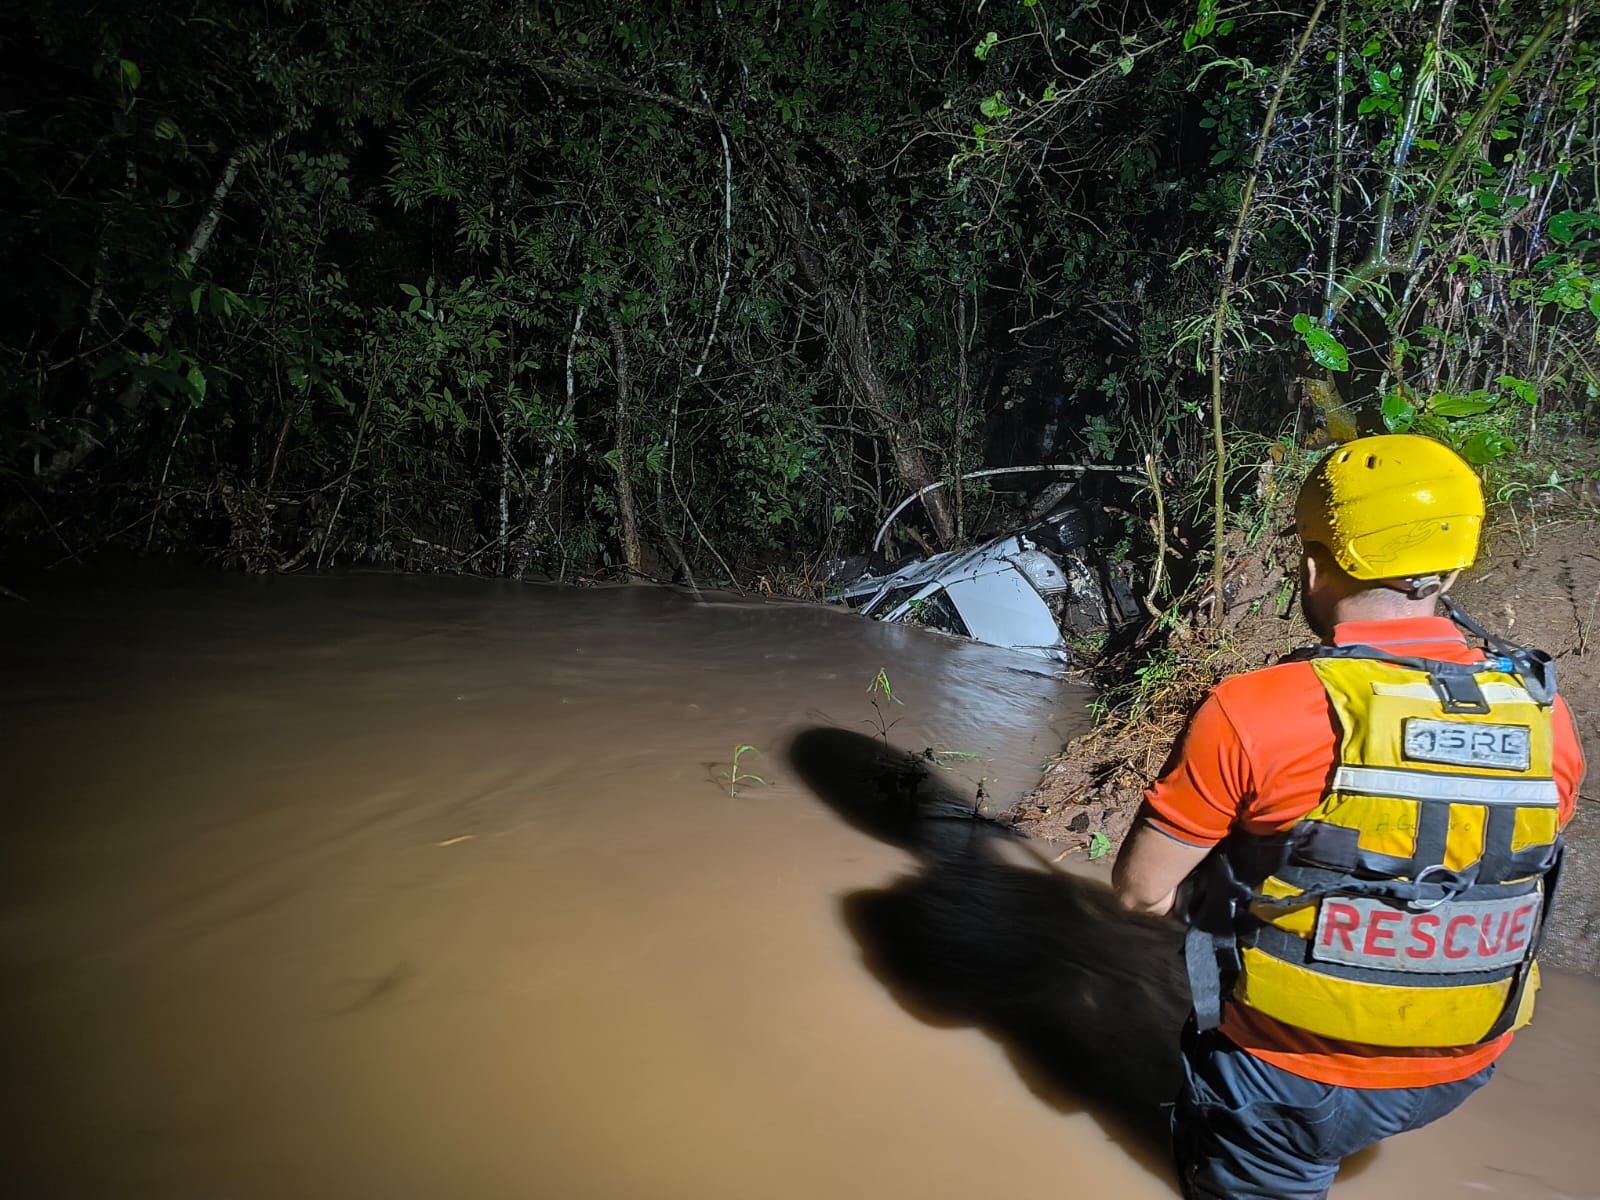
[1187,649,1563,1049]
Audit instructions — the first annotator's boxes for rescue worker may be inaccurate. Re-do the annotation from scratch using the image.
[1113,433,1586,1200]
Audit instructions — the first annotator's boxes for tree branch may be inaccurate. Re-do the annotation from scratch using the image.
[1207,0,1328,620]
[423,31,717,121]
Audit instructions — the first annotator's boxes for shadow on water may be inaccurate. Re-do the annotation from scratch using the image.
[788,725,1191,1185]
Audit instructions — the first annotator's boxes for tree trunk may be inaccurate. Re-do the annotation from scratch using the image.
[605,310,643,578]
[780,202,957,548]
[115,130,282,417]
[41,129,286,485]
[831,288,957,546]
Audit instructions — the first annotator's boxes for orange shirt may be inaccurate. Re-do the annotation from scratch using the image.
[1143,616,1586,1088]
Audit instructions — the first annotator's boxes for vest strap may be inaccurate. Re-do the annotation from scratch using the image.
[1272,806,1561,885]
[1245,867,1496,910]
[1185,924,1228,1033]
[1185,853,1247,1032]
[1481,836,1566,1041]
[1441,594,1559,705]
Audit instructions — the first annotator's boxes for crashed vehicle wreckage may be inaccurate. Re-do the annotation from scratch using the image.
[825,468,1144,662]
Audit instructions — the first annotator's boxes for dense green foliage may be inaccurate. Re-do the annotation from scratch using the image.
[2,1,1595,589]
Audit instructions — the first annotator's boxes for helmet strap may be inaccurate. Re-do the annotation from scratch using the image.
[1377,570,1454,600]
[1400,569,1457,600]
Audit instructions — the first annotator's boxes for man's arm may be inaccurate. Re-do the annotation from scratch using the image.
[1113,688,1249,916]
[1113,819,1212,916]
[1553,695,1586,827]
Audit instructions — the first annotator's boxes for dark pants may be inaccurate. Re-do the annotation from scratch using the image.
[1171,1023,1494,1200]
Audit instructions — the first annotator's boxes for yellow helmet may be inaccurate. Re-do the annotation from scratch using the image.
[1294,434,1484,580]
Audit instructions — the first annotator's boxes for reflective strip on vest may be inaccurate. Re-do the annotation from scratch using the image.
[1331,765,1560,806]
[1220,654,1560,1049]
[1370,681,1535,704]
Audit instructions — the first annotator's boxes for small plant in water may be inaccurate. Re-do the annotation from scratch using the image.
[718,744,767,797]
[866,668,904,743]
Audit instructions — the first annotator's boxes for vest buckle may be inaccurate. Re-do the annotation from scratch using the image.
[1407,863,1469,911]
[1433,670,1491,714]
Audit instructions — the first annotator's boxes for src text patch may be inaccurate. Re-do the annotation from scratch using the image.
[1311,893,1541,974]
[1402,718,1531,771]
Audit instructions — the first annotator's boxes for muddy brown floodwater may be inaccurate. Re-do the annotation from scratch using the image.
[2,574,1596,1199]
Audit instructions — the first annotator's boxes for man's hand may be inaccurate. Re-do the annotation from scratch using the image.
[1113,819,1213,916]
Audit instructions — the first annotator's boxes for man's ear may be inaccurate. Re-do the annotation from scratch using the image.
[1301,546,1321,593]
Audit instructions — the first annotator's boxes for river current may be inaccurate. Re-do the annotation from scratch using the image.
[1,574,1594,1198]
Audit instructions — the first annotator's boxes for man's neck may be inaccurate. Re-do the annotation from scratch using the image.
[1327,589,1441,627]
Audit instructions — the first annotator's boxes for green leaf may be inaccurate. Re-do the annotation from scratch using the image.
[153,116,180,141]
[119,59,141,90]
[185,363,207,403]
[1494,375,1538,406]
[1291,312,1313,334]
[189,286,204,315]
[1547,211,1596,244]
[974,31,998,61]
[979,93,1011,120]
[1117,53,1134,76]
[1428,392,1499,417]
[1182,0,1218,52]
[1300,326,1349,372]
[1380,391,1416,433]
[1461,429,1514,465]
[1088,832,1112,860]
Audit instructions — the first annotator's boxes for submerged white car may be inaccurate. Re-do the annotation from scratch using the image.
[826,503,1139,661]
